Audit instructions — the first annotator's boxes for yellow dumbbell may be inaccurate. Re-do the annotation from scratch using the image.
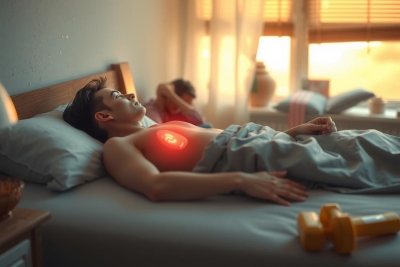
[297,203,400,254]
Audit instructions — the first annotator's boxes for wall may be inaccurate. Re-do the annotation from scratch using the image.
[0,0,184,102]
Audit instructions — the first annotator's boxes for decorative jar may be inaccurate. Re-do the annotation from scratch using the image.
[250,61,276,107]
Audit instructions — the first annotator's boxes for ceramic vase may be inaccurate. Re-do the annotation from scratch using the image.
[249,61,276,107]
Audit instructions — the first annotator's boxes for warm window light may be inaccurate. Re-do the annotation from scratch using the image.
[309,41,400,100]
[256,36,291,97]
[0,82,18,128]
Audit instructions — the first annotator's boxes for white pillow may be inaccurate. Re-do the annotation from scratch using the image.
[0,106,157,191]
[142,114,158,127]
[274,91,328,115]
[325,88,375,113]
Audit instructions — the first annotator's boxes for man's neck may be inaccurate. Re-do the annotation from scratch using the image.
[107,123,145,138]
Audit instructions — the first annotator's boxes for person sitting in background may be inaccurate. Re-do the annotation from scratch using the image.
[143,79,212,128]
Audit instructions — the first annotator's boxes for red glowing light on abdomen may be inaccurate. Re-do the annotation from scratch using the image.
[157,130,188,150]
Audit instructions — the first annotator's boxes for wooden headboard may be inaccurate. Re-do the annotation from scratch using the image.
[10,62,137,120]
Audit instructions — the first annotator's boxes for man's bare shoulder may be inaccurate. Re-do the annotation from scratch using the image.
[102,130,161,199]
[103,127,159,156]
[103,137,134,161]
[104,131,144,152]
[103,136,127,150]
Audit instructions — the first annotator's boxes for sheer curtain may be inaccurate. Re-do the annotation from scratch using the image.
[183,0,265,129]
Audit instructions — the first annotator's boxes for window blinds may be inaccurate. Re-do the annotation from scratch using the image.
[308,0,400,43]
[263,0,294,36]
[200,0,294,36]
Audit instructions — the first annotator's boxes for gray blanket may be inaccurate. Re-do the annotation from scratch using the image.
[193,123,400,193]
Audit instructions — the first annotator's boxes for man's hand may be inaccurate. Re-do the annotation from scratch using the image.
[303,117,337,135]
[285,117,337,137]
[155,82,195,113]
[240,171,308,206]
[157,83,175,99]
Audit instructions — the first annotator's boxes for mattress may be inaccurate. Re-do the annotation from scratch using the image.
[19,177,400,267]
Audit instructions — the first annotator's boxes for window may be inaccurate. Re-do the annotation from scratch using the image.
[308,0,400,43]
[309,41,400,100]
[256,0,294,98]
[256,37,291,97]
[201,0,293,36]
[200,0,400,102]
[261,0,293,36]
[200,0,294,98]
[307,0,400,101]
[257,0,293,98]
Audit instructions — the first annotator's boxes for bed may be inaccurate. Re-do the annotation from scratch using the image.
[1,62,399,267]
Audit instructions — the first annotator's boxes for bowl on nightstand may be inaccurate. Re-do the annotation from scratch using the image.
[0,177,24,221]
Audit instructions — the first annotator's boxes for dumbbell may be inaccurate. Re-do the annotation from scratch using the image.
[297,203,400,254]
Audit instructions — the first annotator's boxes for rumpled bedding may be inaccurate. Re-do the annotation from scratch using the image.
[193,122,400,193]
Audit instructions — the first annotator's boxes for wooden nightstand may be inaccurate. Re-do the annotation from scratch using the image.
[0,208,51,267]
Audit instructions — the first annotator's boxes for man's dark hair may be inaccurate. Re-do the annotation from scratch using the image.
[172,79,196,98]
[63,77,110,143]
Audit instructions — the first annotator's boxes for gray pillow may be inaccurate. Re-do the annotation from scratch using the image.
[0,106,157,191]
[326,88,375,114]
[274,91,327,115]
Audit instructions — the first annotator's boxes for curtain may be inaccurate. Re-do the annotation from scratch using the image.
[183,0,266,129]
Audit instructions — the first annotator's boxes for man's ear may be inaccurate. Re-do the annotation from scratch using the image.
[95,111,113,122]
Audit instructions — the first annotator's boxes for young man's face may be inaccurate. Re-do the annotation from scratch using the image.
[94,88,146,124]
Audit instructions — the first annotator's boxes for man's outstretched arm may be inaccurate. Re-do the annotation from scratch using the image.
[103,137,308,206]
[284,117,337,138]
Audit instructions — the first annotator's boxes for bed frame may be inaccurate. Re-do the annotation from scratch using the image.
[10,62,137,120]
[7,62,400,267]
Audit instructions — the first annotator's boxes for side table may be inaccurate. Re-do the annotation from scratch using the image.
[0,208,51,267]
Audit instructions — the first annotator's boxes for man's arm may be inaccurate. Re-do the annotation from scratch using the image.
[157,83,195,113]
[103,137,308,206]
[284,117,337,138]
[156,83,206,125]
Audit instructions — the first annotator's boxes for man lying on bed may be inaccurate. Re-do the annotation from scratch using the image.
[63,78,400,206]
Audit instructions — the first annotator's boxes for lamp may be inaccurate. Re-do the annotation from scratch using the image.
[0,82,18,128]
[0,82,20,222]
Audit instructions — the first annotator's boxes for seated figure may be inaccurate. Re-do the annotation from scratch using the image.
[143,78,212,128]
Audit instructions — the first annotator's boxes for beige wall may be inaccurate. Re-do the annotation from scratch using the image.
[0,0,185,102]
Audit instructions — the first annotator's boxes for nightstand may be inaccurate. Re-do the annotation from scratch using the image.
[0,208,51,267]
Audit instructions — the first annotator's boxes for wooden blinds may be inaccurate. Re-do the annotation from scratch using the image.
[308,0,400,43]
[263,0,294,36]
[200,0,294,36]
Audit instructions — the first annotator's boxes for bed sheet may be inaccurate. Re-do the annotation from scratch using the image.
[19,177,400,267]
